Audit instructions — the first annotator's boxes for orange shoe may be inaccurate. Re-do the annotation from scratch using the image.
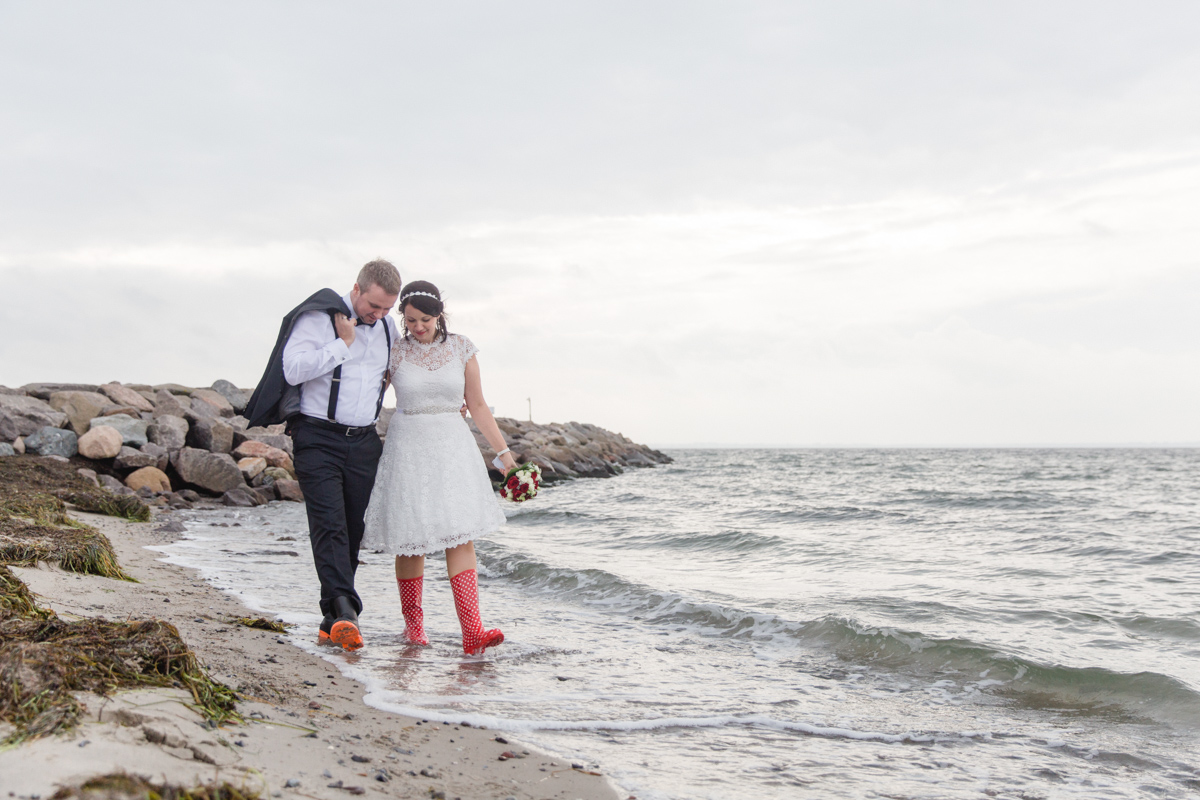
[317,616,336,646]
[330,597,364,651]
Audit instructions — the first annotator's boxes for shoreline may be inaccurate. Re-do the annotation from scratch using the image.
[0,503,622,800]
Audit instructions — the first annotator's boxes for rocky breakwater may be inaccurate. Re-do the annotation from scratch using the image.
[0,381,299,509]
[3,381,670,506]
[388,409,671,483]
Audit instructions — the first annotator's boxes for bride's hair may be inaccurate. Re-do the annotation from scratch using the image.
[398,280,449,342]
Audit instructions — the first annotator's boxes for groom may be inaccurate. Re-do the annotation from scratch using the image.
[247,259,401,651]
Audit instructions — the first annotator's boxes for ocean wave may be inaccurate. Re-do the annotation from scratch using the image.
[480,548,1200,725]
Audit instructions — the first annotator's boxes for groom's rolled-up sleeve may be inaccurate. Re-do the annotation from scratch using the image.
[282,311,352,386]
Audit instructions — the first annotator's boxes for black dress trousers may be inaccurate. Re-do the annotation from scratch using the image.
[291,420,384,618]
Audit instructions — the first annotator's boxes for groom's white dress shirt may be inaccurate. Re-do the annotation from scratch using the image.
[282,293,398,427]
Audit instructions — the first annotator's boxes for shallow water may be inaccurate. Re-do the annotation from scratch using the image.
[155,449,1200,798]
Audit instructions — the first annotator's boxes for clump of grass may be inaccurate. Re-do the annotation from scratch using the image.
[233,617,290,633]
[51,772,260,800]
[0,615,241,745]
[0,515,131,580]
[58,491,152,523]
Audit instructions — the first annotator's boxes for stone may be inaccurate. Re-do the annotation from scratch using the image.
[233,428,293,457]
[76,468,100,486]
[228,415,249,432]
[141,441,170,471]
[221,486,260,507]
[153,383,194,395]
[238,456,267,480]
[190,389,235,417]
[176,489,202,502]
[232,440,292,471]
[41,454,70,463]
[152,390,191,418]
[0,443,14,457]
[11,437,24,455]
[86,414,148,447]
[0,394,70,437]
[25,426,78,458]
[114,445,159,470]
[147,415,188,450]
[210,380,251,413]
[250,486,275,505]
[100,404,142,417]
[99,382,155,413]
[98,474,125,492]
[0,386,25,395]
[274,479,304,502]
[263,466,292,483]
[171,447,244,494]
[48,391,111,435]
[188,417,234,454]
[77,426,124,459]
[126,466,172,493]
[21,383,100,400]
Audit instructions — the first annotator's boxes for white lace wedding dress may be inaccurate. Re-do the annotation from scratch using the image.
[362,333,506,556]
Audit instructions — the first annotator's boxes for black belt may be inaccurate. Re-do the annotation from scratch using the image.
[298,416,376,437]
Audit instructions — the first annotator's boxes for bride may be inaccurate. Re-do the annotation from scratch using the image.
[361,280,518,655]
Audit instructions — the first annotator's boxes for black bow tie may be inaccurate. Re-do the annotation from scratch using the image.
[356,317,377,328]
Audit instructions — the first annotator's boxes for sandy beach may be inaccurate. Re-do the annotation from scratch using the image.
[0,505,621,800]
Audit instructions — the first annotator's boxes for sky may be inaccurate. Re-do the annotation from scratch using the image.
[2,2,1198,446]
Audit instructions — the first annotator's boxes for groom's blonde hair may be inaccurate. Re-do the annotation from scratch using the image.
[357,259,402,295]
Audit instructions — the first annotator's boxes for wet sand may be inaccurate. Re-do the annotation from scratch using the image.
[0,509,621,800]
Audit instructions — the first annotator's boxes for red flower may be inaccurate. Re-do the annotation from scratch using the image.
[507,476,519,489]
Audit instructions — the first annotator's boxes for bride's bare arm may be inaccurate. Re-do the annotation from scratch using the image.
[464,355,519,471]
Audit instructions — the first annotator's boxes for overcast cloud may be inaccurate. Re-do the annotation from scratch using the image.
[2,2,1198,445]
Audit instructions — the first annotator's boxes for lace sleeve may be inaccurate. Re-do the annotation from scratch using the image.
[388,339,406,376]
[457,334,479,366]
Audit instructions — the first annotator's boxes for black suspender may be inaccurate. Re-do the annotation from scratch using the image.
[326,316,392,423]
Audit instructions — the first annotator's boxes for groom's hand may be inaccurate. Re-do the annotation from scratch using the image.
[334,313,357,348]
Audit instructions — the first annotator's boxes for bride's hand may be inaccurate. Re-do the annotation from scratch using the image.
[500,453,518,472]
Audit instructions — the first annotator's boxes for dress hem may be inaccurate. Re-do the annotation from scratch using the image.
[364,523,504,557]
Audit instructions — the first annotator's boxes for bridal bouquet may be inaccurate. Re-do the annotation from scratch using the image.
[500,463,542,502]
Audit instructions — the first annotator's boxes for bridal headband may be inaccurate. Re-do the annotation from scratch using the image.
[401,291,441,304]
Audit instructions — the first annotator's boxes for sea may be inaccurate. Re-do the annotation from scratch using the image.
[153,449,1200,799]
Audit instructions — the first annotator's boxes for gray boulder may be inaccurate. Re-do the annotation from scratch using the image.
[152,383,194,395]
[21,383,100,400]
[49,391,111,435]
[87,414,148,447]
[25,426,78,458]
[0,394,70,437]
[147,415,188,450]
[152,389,191,418]
[190,388,235,417]
[171,447,244,494]
[141,441,170,471]
[99,382,155,413]
[221,486,262,507]
[114,445,159,470]
[211,380,251,413]
[188,417,233,454]
[0,442,14,457]
[97,474,125,492]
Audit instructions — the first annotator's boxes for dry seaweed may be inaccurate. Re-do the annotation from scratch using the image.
[0,455,150,523]
[0,515,131,580]
[0,565,53,621]
[0,614,241,744]
[51,772,260,800]
[58,491,152,523]
[232,616,290,633]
